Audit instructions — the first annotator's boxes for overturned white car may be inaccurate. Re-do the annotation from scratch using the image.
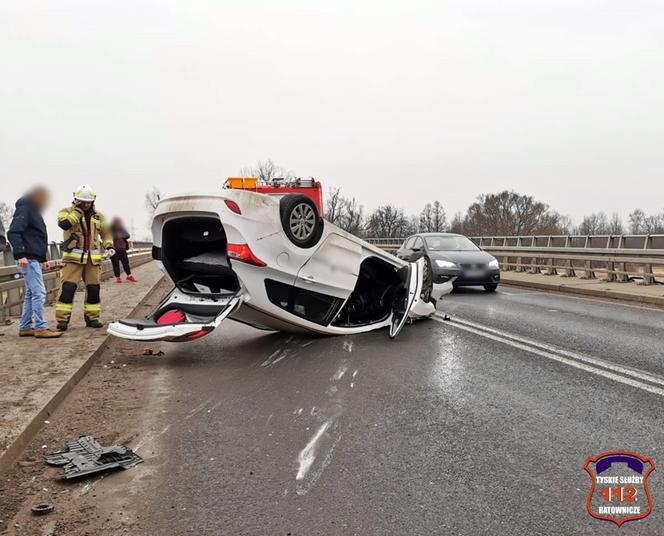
[108,189,452,342]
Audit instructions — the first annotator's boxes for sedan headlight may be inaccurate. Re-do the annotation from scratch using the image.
[435,259,458,269]
[488,259,500,269]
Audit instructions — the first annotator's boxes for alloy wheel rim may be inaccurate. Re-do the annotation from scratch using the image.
[289,203,316,240]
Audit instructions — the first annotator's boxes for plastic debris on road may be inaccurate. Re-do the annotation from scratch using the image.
[45,435,143,480]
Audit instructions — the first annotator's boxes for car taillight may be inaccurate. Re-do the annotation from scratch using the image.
[224,200,241,214]
[156,309,186,325]
[227,243,266,267]
[186,329,210,340]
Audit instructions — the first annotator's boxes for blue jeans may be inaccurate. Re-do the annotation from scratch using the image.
[19,260,48,331]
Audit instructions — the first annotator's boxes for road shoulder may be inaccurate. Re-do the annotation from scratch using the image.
[0,261,165,473]
[501,271,664,308]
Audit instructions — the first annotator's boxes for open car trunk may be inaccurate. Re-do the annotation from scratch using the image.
[160,217,240,296]
[109,215,244,341]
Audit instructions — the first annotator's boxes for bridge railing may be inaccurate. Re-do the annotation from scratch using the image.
[470,234,664,285]
[365,235,664,285]
[0,242,153,322]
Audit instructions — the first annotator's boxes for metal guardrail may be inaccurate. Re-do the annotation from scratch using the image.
[0,246,154,322]
[365,235,664,285]
[1,241,153,268]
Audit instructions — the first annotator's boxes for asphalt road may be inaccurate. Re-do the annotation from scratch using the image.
[124,286,664,535]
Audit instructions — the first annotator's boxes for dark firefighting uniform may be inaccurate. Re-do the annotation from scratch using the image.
[55,204,113,323]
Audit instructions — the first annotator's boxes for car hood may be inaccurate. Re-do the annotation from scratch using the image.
[429,250,496,265]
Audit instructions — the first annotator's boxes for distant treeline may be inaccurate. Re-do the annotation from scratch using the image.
[324,187,664,238]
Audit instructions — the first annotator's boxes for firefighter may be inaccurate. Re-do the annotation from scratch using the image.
[55,184,115,331]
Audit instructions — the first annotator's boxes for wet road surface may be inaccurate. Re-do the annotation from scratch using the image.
[130,287,664,535]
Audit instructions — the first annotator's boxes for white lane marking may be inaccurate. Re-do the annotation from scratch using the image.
[296,421,331,481]
[343,338,354,352]
[442,314,664,387]
[432,315,664,397]
[502,285,664,313]
[352,369,358,378]
[498,290,540,296]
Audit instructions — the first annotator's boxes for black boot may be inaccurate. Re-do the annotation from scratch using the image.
[56,321,69,332]
[85,319,104,328]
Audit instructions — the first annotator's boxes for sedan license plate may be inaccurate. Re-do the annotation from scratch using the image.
[464,269,485,279]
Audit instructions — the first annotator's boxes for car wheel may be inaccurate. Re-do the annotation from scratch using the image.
[484,283,498,292]
[420,256,433,303]
[279,194,323,248]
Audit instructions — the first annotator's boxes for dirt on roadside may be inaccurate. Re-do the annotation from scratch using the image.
[0,278,174,536]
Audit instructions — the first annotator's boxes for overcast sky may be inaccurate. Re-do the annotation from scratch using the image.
[1,0,663,238]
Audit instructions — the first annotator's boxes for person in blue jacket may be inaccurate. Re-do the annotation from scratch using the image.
[7,187,62,338]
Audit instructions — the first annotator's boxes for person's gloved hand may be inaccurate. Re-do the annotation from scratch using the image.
[106,248,116,258]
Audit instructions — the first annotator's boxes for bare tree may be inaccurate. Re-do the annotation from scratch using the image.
[629,209,664,233]
[607,213,625,235]
[577,212,609,235]
[324,187,344,225]
[239,159,293,181]
[461,191,564,236]
[338,197,364,235]
[145,187,162,213]
[324,187,365,234]
[419,201,446,232]
[0,201,14,228]
[365,205,410,238]
[449,212,465,234]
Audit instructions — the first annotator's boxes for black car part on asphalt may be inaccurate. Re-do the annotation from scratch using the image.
[45,436,143,480]
[31,503,55,516]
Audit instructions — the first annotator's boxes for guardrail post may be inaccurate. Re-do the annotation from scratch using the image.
[49,242,61,261]
[581,260,596,280]
[603,261,617,282]
[514,237,525,272]
[640,264,655,285]
[3,248,15,267]
[637,235,655,285]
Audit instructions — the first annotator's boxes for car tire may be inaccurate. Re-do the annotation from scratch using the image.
[484,283,498,292]
[279,194,324,248]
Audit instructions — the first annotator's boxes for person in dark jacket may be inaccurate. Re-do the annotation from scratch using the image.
[110,217,136,283]
[7,187,62,338]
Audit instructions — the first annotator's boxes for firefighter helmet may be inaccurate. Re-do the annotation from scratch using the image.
[73,184,96,202]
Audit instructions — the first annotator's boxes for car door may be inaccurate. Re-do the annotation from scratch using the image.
[389,257,424,339]
[295,232,362,299]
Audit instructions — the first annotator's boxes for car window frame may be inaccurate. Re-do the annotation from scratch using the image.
[403,236,416,250]
[411,236,424,251]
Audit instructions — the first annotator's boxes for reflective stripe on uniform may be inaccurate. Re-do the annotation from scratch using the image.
[84,303,101,312]
[58,210,79,225]
[63,251,84,262]
[56,302,73,312]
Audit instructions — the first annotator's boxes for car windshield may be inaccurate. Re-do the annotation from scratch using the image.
[424,235,479,251]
